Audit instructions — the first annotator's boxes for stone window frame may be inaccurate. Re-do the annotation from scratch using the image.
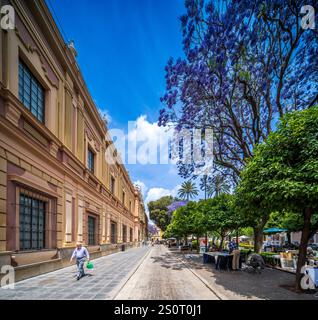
[18,60,46,123]
[110,175,116,194]
[87,147,95,173]
[7,183,57,252]
[17,50,52,129]
[110,220,117,244]
[85,211,100,246]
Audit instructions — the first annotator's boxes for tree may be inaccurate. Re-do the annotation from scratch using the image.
[178,180,199,201]
[167,200,188,213]
[166,201,203,246]
[198,194,240,250]
[199,174,209,200]
[236,106,318,291]
[235,192,271,253]
[148,196,175,231]
[159,0,317,183]
[207,174,230,197]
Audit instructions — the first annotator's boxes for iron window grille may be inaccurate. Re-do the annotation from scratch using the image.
[110,176,115,194]
[19,193,46,250]
[111,222,117,244]
[88,216,96,245]
[87,148,95,173]
[130,228,133,242]
[18,60,45,123]
[122,225,127,243]
[122,191,125,205]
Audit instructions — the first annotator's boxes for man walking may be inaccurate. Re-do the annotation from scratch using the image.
[70,242,90,280]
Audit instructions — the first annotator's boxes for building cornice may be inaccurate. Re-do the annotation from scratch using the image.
[13,0,107,138]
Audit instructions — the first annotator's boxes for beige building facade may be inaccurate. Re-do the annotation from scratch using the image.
[0,0,147,281]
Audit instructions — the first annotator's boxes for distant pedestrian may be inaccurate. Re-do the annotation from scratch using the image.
[228,240,240,270]
[70,242,90,280]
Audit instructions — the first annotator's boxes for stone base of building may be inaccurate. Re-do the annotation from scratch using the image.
[0,242,141,283]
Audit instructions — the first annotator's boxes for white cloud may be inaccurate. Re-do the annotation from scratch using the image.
[144,185,180,206]
[133,180,148,198]
[99,108,112,124]
[127,115,172,165]
[133,180,181,219]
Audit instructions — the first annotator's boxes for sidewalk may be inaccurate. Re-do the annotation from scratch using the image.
[178,252,318,300]
[0,246,150,300]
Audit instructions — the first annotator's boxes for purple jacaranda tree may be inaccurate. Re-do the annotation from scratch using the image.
[159,0,318,183]
[167,200,189,216]
[159,0,318,250]
[148,223,158,236]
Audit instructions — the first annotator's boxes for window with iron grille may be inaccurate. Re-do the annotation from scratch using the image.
[122,225,127,243]
[111,222,117,244]
[122,191,125,205]
[19,193,46,250]
[110,176,115,194]
[88,216,96,245]
[130,228,133,242]
[87,148,95,173]
[18,61,45,123]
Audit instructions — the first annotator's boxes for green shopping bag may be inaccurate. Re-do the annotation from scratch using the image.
[86,261,94,269]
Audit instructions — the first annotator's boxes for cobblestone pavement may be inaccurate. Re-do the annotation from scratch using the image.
[115,245,220,300]
[0,246,150,300]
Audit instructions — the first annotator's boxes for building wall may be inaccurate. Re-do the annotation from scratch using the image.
[291,232,318,244]
[0,0,147,274]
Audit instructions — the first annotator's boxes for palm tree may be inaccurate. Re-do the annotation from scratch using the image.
[178,181,198,201]
[199,174,209,200]
[207,174,230,197]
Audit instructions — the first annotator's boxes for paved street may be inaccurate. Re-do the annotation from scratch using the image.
[1,245,317,300]
[0,246,150,300]
[115,245,219,300]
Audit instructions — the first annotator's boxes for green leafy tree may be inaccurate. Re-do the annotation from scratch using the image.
[235,192,271,254]
[166,201,210,251]
[166,201,199,242]
[198,194,240,250]
[236,107,318,291]
[178,181,198,201]
[148,196,174,231]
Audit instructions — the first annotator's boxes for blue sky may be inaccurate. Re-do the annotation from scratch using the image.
[48,0,201,205]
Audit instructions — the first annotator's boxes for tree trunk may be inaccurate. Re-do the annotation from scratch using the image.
[253,226,264,253]
[287,232,291,245]
[205,232,208,252]
[295,207,312,292]
[219,235,224,251]
[196,235,200,253]
[236,229,239,244]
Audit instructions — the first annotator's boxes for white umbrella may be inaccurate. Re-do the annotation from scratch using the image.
[239,235,250,240]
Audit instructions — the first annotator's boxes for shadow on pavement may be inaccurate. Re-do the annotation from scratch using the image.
[177,253,317,300]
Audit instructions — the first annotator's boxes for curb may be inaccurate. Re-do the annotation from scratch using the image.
[176,256,227,300]
[111,246,152,300]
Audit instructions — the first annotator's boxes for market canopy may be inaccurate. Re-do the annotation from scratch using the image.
[239,235,250,239]
[263,228,288,234]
